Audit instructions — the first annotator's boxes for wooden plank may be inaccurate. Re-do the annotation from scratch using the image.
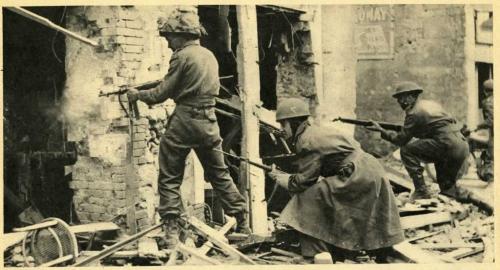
[79,250,170,259]
[441,248,474,262]
[270,248,301,258]
[417,243,483,249]
[393,242,447,263]
[138,237,160,258]
[187,217,257,265]
[12,220,58,232]
[407,229,445,243]
[3,222,120,250]
[482,237,494,263]
[177,243,222,265]
[72,223,163,266]
[236,5,268,236]
[400,212,452,230]
[6,7,100,47]
[70,222,120,234]
[184,216,236,264]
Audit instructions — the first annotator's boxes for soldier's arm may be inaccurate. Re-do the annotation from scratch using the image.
[380,114,416,146]
[288,150,322,193]
[137,54,184,105]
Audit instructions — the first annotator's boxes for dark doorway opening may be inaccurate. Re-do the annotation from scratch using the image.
[3,7,72,231]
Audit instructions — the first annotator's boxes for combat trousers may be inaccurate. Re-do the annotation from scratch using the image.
[157,105,247,219]
[400,131,469,191]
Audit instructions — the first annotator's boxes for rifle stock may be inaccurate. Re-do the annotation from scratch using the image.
[333,117,402,132]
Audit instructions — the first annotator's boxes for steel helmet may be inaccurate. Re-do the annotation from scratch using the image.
[392,81,423,98]
[276,98,310,121]
[157,8,204,37]
[484,79,493,91]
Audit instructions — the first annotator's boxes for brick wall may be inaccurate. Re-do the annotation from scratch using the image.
[354,5,468,156]
[64,6,180,229]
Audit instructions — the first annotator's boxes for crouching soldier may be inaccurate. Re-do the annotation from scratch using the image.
[367,82,470,201]
[268,98,404,263]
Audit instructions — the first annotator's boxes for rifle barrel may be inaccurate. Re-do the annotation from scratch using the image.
[213,149,272,172]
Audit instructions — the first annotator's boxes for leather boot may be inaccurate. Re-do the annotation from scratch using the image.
[234,212,252,235]
[163,215,180,249]
[409,173,433,201]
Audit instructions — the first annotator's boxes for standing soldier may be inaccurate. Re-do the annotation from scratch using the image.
[127,8,249,248]
[475,79,494,182]
[268,98,404,262]
[367,82,470,201]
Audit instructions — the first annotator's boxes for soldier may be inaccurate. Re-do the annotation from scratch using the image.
[127,9,249,248]
[367,81,470,201]
[268,98,404,262]
[475,79,494,182]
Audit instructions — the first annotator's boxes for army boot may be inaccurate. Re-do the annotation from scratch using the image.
[163,215,180,249]
[409,174,433,201]
[234,212,252,235]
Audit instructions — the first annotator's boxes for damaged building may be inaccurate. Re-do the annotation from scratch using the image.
[2,4,495,266]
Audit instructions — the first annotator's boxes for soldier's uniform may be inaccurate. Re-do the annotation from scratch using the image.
[380,82,469,198]
[270,98,404,261]
[137,40,247,219]
[477,79,494,181]
[129,9,248,241]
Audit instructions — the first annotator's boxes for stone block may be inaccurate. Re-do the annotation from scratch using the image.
[133,140,147,149]
[79,203,92,213]
[114,199,127,208]
[90,213,102,221]
[112,173,126,183]
[120,45,143,55]
[88,197,104,205]
[125,20,143,29]
[121,53,143,61]
[135,210,149,220]
[115,191,126,199]
[117,8,139,20]
[133,132,147,142]
[116,27,143,37]
[116,36,144,45]
[113,182,127,191]
[137,218,150,227]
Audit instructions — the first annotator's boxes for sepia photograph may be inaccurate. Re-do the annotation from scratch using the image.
[1,1,496,267]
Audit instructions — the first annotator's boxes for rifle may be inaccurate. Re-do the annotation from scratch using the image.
[213,148,273,172]
[98,79,162,119]
[333,117,403,132]
[213,148,284,204]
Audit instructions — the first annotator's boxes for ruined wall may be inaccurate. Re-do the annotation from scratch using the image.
[355,5,468,155]
[320,5,357,135]
[64,6,180,229]
[275,20,318,113]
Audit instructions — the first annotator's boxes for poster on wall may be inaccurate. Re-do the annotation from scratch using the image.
[354,5,395,59]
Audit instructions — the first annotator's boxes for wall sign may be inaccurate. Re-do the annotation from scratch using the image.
[354,5,394,60]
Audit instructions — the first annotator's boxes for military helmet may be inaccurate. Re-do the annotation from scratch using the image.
[483,79,493,91]
[157,8,204,37]
[392,81,423,98]
[276,98,310,121]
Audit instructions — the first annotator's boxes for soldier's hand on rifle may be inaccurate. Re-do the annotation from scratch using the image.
[267,164,290,190]
[365,120,385,132]
[127,88,140,102]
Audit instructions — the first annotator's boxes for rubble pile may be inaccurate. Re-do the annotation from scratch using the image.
[3,160,494,266]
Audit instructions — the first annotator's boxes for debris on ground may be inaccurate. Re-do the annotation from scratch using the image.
[3,157,494,266]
